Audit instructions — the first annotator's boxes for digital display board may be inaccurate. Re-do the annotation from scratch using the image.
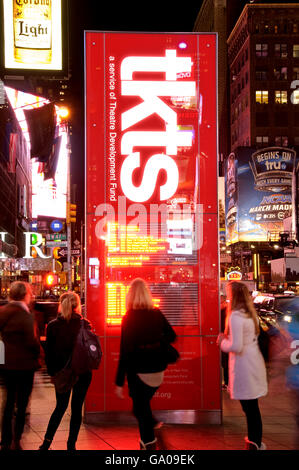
[3,0,63,71]
[85,32,219,415]
[225,146,297,244]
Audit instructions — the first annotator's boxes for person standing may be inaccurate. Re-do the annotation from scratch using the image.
[220,292,229,389]
[0,281,41,451]
[115,278,177,450]
[39,292,92,451]
[217,281,268,450]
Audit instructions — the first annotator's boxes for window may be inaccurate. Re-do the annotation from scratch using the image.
[256,136,269,146]
[294,24,298,34]
[256,70,267,80]
[256,112,269,127]
[293,45,299,58]
[293,67,299,80]
[275,90,287,104]
[275,44,287,58]
[275,136,288,147]
[274,67,287,80]
[256,90,268,104]
[256,43,268,57]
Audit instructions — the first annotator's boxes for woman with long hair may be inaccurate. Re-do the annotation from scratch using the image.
[115,278,177,450]
[217,281,268,450]
[39,292,92,451]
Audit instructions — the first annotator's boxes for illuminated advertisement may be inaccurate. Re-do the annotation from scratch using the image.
[225,147,297,244]
[3,0,62,70]
[85,32,219,415]
[5,87,67,218]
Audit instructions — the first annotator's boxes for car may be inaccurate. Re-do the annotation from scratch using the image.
[254,293,299,325]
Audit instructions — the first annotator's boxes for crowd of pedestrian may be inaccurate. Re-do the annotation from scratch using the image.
[0,279,298,451]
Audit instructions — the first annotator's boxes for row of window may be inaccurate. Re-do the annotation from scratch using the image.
[254,21,299,35]
[256,89,299,104]
[256,43,299,58]
[231,134,297,148]
[255,66,299,81]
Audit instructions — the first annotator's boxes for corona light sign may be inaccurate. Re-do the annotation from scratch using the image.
[85,32,219,415]
[3,0,63,70]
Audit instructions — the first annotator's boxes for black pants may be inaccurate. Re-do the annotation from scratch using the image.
[0,369,35,446]
[240,399,263,447]
[127,374,159,445]
[45,371,92,447]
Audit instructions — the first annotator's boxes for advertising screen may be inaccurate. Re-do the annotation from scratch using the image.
[5,86,67,218]
[85,32,219,417]
[225,146,297,244]
[3,0,63,71]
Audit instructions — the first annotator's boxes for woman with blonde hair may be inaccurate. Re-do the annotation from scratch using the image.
[217,281,268,450]
[39,291,93,451]
[115,278,177,450]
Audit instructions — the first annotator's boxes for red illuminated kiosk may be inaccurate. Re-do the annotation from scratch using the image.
[84,32,220,424]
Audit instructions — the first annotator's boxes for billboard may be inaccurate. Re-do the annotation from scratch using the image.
[3,0,63,71]
[225,147,296,244]
[5,86,67,218]
[85,32,219,416]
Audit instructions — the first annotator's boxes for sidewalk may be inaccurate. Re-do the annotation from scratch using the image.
[1,355,298,451]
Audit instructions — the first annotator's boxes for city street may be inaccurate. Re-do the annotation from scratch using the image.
[0,354,297,451]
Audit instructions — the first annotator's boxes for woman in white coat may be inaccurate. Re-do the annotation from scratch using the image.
[217,281,268,450]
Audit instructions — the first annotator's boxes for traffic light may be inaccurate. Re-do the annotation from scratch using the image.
[66,202,77,224]
[45,273,57,287]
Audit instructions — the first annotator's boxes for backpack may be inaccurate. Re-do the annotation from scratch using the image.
[71,319,102,375]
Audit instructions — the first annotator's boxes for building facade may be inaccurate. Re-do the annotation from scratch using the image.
[0,93,32,295]
[228,3,299,151]
[226,3,299,290]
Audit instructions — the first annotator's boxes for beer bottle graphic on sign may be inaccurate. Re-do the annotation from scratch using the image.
[13,0,52,65]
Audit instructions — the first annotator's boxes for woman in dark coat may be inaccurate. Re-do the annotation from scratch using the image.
[39,291,92,451]
[0,281,41,451]
[115,278,177,450]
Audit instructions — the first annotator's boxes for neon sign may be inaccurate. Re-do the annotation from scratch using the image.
[119,50,195,203]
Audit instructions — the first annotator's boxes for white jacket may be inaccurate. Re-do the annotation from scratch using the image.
[221,309,268,400]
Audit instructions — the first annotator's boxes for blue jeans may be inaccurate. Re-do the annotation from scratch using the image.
[45,371,92,447]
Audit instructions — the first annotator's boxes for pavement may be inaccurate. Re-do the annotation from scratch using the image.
[0,354,298,452]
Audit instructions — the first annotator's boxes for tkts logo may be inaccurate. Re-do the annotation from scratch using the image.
[119,50,196,203]
[250,147,296,192]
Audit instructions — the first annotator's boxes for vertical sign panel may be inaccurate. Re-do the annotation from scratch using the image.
[3,0,63,71]
[85,32,220,417]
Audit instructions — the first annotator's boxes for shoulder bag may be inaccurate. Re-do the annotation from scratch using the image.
[52,356,78,394]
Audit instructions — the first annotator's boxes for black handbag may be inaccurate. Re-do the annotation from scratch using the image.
[161,340,180,365]
[52,357,78,394]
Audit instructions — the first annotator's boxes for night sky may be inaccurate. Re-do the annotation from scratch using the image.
[67,1,202,215]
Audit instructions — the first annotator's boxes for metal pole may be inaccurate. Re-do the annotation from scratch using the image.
[80,221,84,299]
[66,125,72,290]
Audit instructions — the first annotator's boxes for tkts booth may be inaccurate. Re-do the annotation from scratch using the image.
[84,32,220,423]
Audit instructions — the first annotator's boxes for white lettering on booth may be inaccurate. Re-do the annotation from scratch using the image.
[120,50,196,203]
[120,152,179,203]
